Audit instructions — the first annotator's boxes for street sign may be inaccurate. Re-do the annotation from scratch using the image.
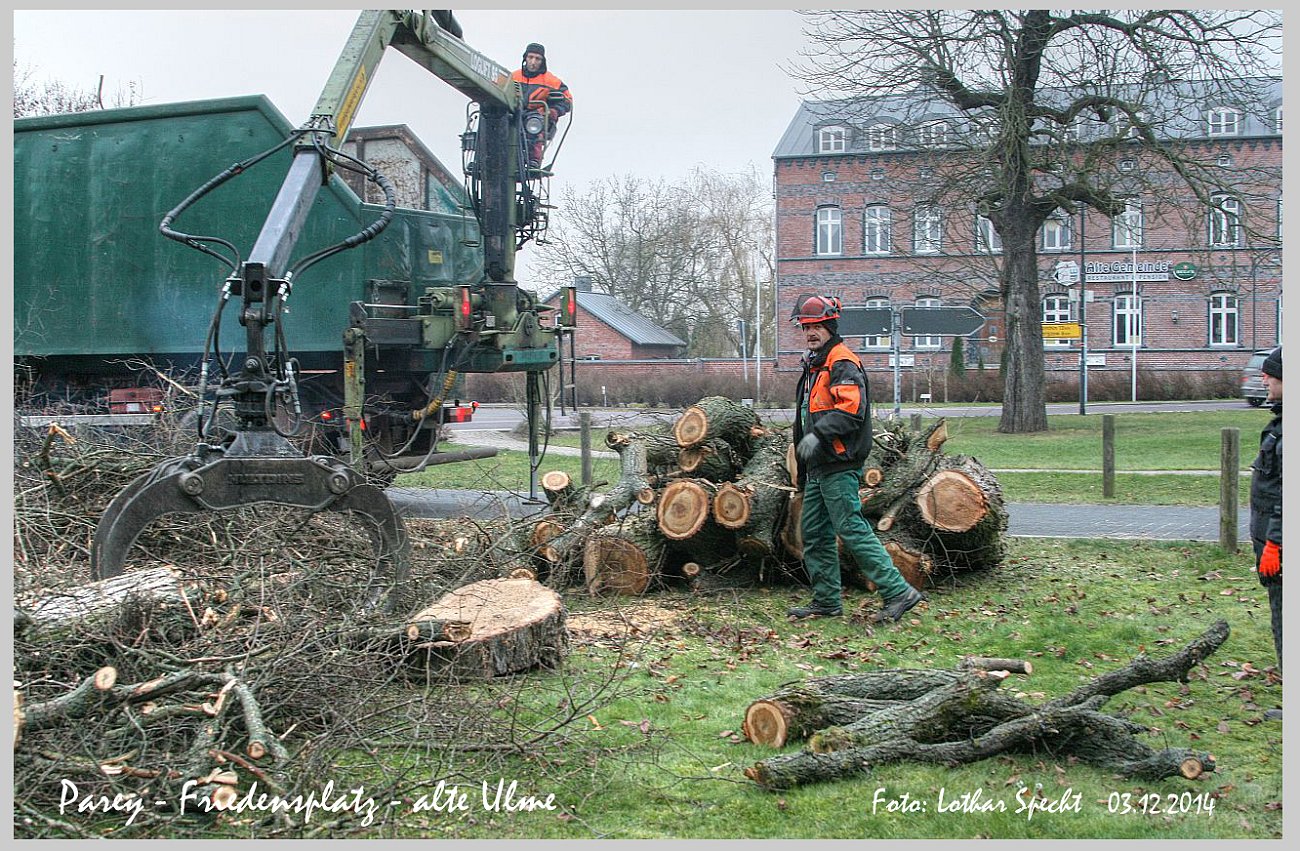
[1053,260,1080,285]
[838,308,892,338]
[1041,322,1082,340]
[900,306,985,336]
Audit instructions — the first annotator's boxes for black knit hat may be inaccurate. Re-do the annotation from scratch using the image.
[524,43,545,58]
[1262,346,1283,379]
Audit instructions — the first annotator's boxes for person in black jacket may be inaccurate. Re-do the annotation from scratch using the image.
[787,294,924,622]
[1250,346,1282,721]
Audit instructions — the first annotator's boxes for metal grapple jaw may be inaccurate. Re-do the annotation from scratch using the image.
[91,429,410,612]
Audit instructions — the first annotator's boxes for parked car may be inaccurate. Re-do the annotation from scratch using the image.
[1241,349,1274,406]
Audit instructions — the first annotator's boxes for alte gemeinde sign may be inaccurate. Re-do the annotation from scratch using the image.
[1084,259,1171,283]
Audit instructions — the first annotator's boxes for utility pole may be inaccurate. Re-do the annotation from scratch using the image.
[1078,203,1088,415]
[891,307,902,419]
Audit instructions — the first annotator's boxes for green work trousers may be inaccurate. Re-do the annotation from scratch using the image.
[801,469,910,607]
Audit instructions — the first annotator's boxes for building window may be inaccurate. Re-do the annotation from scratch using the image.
[1042,294,1074,348]
[867,123,898,152]
[1206,106,1240,137]
[821,171,836,183]
[1208,193,1242,247]
[918,120,949,148]
[818,126,847,154]
[815,206,842,256]
[976,215,1002,253]
[1113,292,1142,347]
[1118,158,1136,172]
[1112,199,1142,249]
[913,296,942,349]
[1041,211,1072,251]
[864,205,891,255]
[864,296,890,349]
[1208,292,1239,347]
[914,205,942,254]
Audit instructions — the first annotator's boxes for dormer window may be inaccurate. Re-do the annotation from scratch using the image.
[1206,106,1240,137]
[917,120,949,148]
[818,125,847,154]
[867,123,898,152]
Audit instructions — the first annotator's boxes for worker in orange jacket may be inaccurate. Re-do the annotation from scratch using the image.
[510,43,571,169]
[789,294,926,623]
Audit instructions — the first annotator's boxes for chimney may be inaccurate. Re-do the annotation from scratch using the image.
[573,275,593,293]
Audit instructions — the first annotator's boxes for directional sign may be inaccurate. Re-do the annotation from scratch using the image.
[1053,260,1080,285]
[837,308,892,338]
[1041,321,1082,340]
[900,306,985,336]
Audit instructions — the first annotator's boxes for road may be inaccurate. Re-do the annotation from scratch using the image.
[448,399,1255,433]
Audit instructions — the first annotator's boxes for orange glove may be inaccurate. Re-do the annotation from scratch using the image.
[1259,541,1281,580]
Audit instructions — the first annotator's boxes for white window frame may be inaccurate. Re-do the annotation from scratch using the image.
[914,205,942,254]
[1113,292,1143,347]
[913,296,942,350]
[1112,199,1143,249]
[1275,107,1284,134]
[863,205,891,255]
[863,296,891,349]
[1041,212,1072,251]
[818,125,847,154]
[1206,106,1241,137]
[867,123,898,152]
[815,206,842,256]
[1208,194,1242,247]
[918,120,949,148]
[1208,291,1239,347]
[1042,294,1074,348]
[976,215,1002,254]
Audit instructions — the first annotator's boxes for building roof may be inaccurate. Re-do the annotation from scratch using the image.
[544,288,686,347]
[774,77,1283,159]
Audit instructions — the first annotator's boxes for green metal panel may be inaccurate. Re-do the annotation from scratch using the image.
[14,95,482,365]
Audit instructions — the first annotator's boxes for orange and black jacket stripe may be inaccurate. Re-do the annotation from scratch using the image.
[793,339,873,482]
[510,69,572,116]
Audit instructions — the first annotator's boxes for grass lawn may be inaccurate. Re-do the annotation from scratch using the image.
[402,409,1266,506]
[339,539,1280,839]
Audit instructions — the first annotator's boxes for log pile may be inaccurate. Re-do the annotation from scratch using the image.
[742,620,1228,790]
[530,399,1009,597]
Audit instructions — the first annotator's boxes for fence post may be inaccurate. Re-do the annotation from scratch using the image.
[910,412,922,433]
[1102,414,1116,498]
[1220,427,1240,553]
[579,411,593,487]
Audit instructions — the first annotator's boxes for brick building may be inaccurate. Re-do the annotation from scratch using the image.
[543,278,686,360]
[772,79,1283,387]
[341,124,466,214]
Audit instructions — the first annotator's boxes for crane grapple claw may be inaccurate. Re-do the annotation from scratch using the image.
[91,431,410,611]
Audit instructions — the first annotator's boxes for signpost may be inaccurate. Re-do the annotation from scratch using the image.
[843,305,985,418]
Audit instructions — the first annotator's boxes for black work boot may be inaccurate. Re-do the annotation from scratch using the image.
[787,601,842,619]
[871,586,926,623]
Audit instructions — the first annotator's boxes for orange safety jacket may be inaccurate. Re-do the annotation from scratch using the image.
[509,69,572,117]
[793,338,874,483]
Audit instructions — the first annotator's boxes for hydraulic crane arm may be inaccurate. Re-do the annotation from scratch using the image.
[249,9,519,279]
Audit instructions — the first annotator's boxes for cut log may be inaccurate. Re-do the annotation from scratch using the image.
[916,469,987,533]
[405,577,568,679]
[781,492,804,561]
[583,513,666,596]
[541,470,577,507]
[606,429,681,470]
[673,396,760,452]
[877,533,934,591]
[678,438,738,481]
[743,686,905,748]
[18,565,197,637]
[657,479,715,541]
[958,656,1033,675]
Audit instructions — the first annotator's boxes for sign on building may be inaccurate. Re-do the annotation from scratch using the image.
[1084,259,1171,283]
[1041,322,1082,340]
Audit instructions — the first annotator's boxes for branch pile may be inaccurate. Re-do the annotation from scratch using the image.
[742,620,1228,790]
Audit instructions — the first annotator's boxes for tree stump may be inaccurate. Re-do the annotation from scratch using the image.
[405,577,568,679]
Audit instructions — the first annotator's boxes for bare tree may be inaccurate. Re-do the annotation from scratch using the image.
[536,167,775,359]
[795,9,1281,432]
[13,58,142,118]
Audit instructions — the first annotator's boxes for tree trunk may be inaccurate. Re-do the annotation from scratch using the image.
[405,577,568,679]
[673,395,761,454]
[714,432,793,559]
[583,513,666,596]
[657,479,717,540]
[998,239,1049,433]
[678,438,739,481]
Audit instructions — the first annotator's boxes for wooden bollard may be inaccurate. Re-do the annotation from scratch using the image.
[1220,427,1239,553]
[1102,414,1116,498]
[580,411,593,487]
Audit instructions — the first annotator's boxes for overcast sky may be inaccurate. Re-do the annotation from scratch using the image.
[12,8,810,283]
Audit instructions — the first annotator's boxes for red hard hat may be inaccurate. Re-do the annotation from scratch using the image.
[790,294,842,325]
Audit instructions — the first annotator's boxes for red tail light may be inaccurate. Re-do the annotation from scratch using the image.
[457,285,473,331]
[321,410,334,421]
[561,286,577,327]
[442,405,475,424]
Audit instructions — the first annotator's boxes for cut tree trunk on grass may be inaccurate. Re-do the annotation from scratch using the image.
[673,396,761,454]
[405,577,568,679]
[583,513,667,596]
[17,565,199,638]
[876,531,935,591]
[743,687,907,748]
[743,620,1229,790]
